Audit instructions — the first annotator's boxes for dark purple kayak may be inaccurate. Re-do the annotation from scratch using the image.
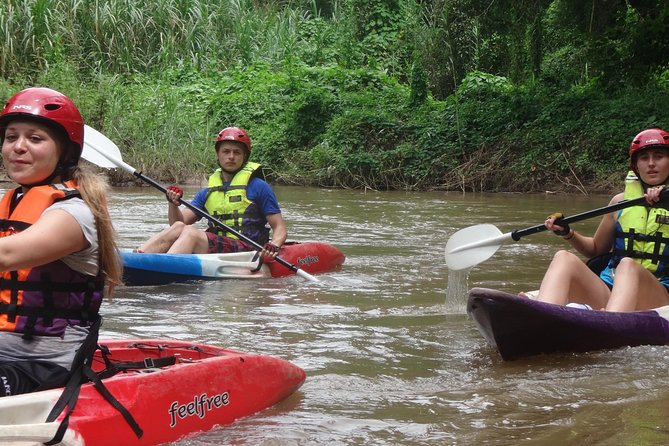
[467,287,669,360]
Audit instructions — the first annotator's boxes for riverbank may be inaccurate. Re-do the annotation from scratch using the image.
[0,160,622,195]
[2,68,666,194]
[80,72,668,194]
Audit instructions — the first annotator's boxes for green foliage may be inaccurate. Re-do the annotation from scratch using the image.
[286,87,338,147]
[409,52,428,107]
[654,68,669,92]
[456,71,513,99]
[2,0,669,192]
[345,0,402,64]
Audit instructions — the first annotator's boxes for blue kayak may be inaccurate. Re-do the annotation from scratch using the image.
[121,241,345,285]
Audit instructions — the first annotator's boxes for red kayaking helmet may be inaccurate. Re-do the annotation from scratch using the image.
[215,127,251,153]
[629,128,669,171]
[0,87,84,164]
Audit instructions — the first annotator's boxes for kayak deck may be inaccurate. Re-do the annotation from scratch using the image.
[122,241,345,285]
[467,287,669,360]
[0,339,306,445]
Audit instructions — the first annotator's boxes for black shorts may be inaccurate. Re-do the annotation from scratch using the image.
[0,360,69,397]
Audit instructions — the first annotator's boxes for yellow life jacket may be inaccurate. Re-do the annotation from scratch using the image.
[608,171,669,276]
[203,162,270,244]
[0,182,104,338]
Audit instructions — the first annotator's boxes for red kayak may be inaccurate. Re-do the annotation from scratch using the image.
[121,241,345,285]
[0,339,306,445]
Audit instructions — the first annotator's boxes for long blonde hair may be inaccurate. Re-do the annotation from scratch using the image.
[68,165,123,295]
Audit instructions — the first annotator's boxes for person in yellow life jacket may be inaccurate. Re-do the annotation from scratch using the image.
[528,128,669,312]
[138,127,287,259]
[0,87,122,396]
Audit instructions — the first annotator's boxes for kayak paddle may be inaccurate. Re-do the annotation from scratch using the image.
[445,190,669,271]
[82,125,320,283]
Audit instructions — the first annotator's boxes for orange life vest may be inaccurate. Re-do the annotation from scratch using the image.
[0,182,104,339]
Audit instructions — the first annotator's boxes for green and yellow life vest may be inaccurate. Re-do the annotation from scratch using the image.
[608,171,669,276]
[203,162,270,245]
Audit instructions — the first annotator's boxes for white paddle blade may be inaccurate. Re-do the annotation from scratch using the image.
[82,125,123,169]
[445,224,510,271]
[296,268,320,283]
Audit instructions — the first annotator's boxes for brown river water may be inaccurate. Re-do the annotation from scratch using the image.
[14,184,669,445]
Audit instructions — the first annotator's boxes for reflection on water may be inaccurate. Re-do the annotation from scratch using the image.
[85,186,669,444]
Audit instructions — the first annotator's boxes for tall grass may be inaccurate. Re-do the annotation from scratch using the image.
[0,0,337,79]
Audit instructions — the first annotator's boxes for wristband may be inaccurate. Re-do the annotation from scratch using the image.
[563,229,575,240]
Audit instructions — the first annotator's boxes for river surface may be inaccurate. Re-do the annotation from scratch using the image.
[83,185,669,444]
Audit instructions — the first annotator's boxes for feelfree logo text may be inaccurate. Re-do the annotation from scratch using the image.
[168,391,230,427]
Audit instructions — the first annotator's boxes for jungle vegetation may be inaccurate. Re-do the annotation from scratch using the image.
[1,0,669,192]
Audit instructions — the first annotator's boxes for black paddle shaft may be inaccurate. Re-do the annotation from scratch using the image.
[133,171,301,274]
[510,188,669,241]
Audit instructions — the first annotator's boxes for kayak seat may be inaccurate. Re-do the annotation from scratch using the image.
[586,252,612,275]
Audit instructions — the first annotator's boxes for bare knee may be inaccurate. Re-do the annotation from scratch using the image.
[168,225,208,254]
[550,249,581,266]
[614,257,643,275]
[168,221,187,234]
[180,225,201,239]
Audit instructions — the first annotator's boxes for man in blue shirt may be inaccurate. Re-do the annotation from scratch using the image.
[138,127,286,258]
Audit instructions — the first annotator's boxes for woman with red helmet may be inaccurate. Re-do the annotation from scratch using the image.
[526,128,669,312]
[0,87,121,396]
[137,126,287,258]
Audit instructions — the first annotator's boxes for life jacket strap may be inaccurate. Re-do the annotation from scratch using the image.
[613,228,669,265]
[0,219,30,232]
[0,277,103,293]
[44,317,144,444]
[0,303,99,325]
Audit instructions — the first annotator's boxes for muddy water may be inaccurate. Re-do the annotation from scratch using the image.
[43,185,669,444]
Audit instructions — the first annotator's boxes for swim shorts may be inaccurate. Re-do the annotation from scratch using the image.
[205,232,252,254]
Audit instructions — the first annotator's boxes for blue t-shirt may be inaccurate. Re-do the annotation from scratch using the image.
[191,177,281,219]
